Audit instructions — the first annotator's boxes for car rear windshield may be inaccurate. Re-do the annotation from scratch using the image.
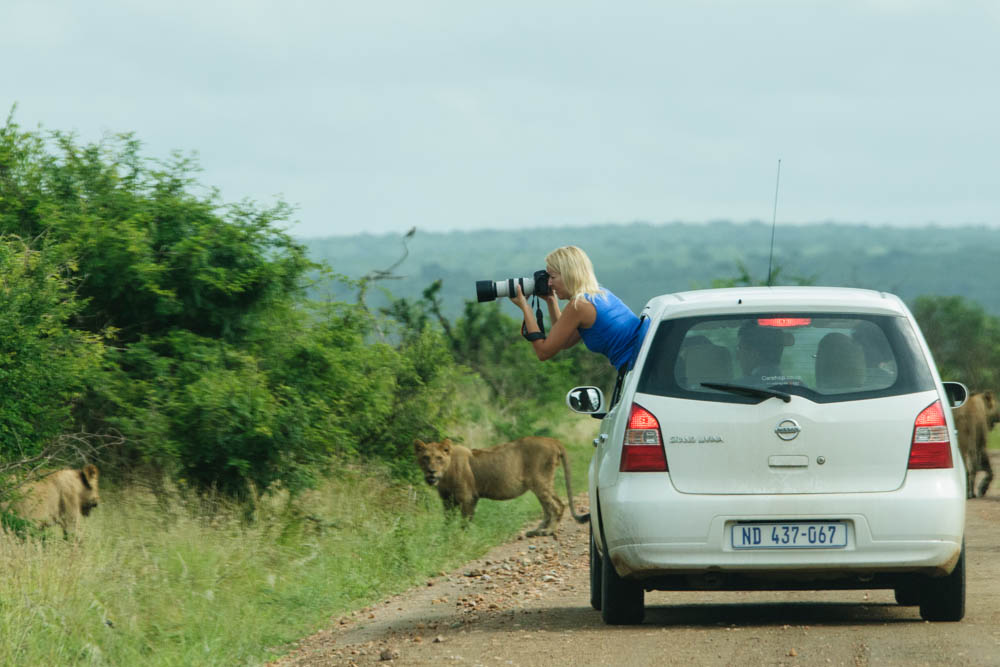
[636,313,935,404]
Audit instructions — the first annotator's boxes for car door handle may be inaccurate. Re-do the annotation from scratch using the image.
[593,433,608,447]
[768,455,809,468]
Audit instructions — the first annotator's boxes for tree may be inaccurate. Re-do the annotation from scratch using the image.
[0,118,314,346]
[0,111,323,494]
[383,284,615,442]
[0,236,105,460]
[1,111,466,496]
[710,260,815,288]
[912,295,1000,391]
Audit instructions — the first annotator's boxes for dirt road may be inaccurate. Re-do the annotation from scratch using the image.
[275,460,1000,667]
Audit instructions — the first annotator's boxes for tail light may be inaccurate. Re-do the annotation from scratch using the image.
[620,404,668,472]
[907,400,953,469]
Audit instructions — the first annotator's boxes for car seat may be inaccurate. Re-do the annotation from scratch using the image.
[815,332,865,391]
[684,342,733,388]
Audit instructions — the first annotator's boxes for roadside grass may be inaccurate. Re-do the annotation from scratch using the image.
[988,427,1000,450]
[0,411,598,666]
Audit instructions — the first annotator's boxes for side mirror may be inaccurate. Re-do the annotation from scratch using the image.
[942,381,968,409]
[566,386,605,417]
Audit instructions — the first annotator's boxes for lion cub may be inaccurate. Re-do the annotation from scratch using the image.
[10,464,100,537]
[413,437,589,537]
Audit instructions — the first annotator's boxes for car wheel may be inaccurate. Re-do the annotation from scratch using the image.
[600,544,644,625]
[893,581,920,606]
[919,540,966,622]
[589,524,602,611]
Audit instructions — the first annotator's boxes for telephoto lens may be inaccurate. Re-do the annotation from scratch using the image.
[476,277,535,302]
[475,280,498,302]
[475,270,549,303]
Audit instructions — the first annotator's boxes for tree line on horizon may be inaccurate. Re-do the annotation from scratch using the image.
[304,221,1000,321]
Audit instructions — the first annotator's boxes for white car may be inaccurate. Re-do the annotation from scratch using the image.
[567,286,968,625]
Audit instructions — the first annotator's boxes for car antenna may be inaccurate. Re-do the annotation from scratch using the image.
[766,158,781,287]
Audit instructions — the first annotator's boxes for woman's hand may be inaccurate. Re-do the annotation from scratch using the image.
[509,284,529,310]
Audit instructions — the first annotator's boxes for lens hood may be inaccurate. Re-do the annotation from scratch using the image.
[476,280,498,302]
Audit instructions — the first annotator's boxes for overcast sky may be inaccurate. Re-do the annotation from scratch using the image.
[3,1,999,238]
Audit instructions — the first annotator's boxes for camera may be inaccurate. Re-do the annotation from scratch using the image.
[476,269,551,302]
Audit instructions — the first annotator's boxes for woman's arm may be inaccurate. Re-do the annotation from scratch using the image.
[512,287,593,361]
[544,294,578,348]
[544,294,561,324]
[559,327,582,351]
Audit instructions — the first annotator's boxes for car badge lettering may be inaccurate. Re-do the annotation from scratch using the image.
[775,419,801,441]
[669,435,724,444]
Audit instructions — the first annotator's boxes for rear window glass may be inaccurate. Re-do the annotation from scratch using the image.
[637,313,934,403]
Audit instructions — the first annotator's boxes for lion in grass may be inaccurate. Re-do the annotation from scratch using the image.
[954,391,999,498]
[9,464,100,537]
[413,437,589,537]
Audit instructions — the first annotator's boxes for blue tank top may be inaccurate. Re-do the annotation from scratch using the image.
[578,290,649,370]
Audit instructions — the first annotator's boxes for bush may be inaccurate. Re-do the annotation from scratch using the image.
[88,299,463,496]
[383,285,615,441]
[913,295,1000,391]
[0,111,581,498]
[0,115,313,347]
[0,236,104,459]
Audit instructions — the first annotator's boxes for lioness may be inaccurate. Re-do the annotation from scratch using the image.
[954,391,998,498]
[10,464,100,536]
[413,437,589,537]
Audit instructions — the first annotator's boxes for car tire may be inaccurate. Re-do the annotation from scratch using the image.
[589,524,602,611]
[919,540,966,622]
[600,544,644,625]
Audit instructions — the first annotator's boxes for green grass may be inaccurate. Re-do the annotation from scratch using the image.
[989,426,1000,450]
[0,411,598,666]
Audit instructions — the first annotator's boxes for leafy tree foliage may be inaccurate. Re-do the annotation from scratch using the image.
[710,260,815,288]
[383,283,615,441]
[308,222,1000,322]
[0,236,104,457]
[1,111,461,497]
[912,295,1000,392]
[249,300,461,480]
[0,115,311,346]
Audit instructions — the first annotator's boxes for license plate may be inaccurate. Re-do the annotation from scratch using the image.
[731,522,847,549]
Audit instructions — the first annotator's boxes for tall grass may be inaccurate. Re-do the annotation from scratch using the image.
[0,411,598,666]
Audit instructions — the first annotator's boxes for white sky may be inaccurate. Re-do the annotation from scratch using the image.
[3,1,999,238]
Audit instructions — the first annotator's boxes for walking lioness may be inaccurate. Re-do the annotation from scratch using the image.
[414,437,589,537]
[954,391,999,497]
[10,464,100,537]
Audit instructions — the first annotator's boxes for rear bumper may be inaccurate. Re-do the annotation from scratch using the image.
[597,470,965,586]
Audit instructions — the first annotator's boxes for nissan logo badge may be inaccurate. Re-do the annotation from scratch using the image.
[775,419,801,441]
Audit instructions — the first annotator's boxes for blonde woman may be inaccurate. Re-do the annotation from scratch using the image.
[510,245,649,371]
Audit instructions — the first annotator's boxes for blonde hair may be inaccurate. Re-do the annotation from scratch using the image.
[545,246,604,302]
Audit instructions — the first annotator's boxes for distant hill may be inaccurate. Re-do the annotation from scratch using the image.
[303,222,1000,320]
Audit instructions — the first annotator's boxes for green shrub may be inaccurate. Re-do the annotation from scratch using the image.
[0,236,105,459]
[913,295,1000,392]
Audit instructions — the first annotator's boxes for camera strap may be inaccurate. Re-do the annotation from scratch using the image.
[521,294,546,342]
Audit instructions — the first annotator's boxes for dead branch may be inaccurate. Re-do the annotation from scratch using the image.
[0,430,125,497]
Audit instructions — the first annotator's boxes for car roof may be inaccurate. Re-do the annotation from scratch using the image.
[642,286,909,320]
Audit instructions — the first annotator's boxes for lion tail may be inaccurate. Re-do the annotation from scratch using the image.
[559,446,590,524]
